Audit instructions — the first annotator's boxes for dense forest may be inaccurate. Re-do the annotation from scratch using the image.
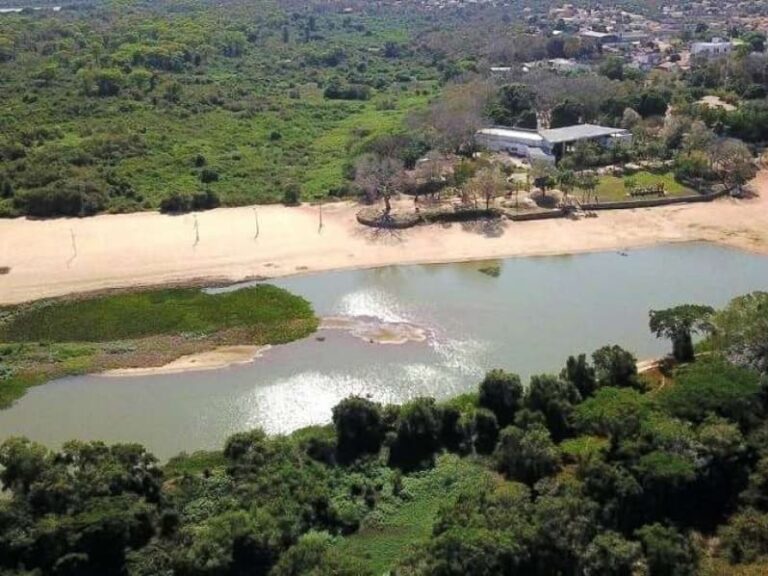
[3,0,768,217]
[1,291,767,575]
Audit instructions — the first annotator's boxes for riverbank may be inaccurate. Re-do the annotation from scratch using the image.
[2,172,768,305]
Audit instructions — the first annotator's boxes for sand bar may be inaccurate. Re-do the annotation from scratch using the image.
[101,345,270,377]
[2,172,768,305]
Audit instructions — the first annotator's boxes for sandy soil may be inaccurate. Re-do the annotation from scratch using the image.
[2,172,768,305]
[101,345,270,377]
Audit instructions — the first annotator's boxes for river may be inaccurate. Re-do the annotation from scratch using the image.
[1,243,767,459]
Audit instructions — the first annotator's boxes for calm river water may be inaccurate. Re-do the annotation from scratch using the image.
[1,243,767,459]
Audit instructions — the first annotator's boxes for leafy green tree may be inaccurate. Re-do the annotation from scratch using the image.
[635,523,698,576]
[478,370,523,427]
[271,531,372,576]
[574,387,651,440]
[488,83,535,127]
[713,291,768,373]
[561,354,597,398]
[550,100,583,129]
[0,437,49,495]
[495,424,559,485]
[583,531,644,576]
[592,345,641,390]
[224,429,271,472]
[472,408,500,455]
[659,360,763,428]
[718,508,768,564]
[525,374,581,441]
[581,460,644,533]
[388,398,443,470]
[649,305,714,362]
[332,397,384,461]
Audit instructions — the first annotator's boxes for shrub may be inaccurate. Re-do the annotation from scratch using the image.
[282,184,301,206]
[14,181,107,217]
[199,169,219,184]
[159,191,192,213]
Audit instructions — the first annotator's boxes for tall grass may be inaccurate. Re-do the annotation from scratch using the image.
[0,285,317,343]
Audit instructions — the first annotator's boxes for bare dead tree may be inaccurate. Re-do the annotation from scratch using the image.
[354,153,405,215]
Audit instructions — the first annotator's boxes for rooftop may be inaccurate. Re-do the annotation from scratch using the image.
[477,127,545,144]
[539,124,629,144]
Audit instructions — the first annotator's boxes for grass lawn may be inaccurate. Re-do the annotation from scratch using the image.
[0,285,318,407]
[594,171,695,202]
[337,455,498,575]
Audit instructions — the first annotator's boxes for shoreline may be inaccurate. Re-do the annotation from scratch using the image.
[1,172,767,305]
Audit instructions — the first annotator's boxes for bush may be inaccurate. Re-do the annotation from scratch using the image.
[199,169,219,184]
[282,184,301,206]
[192,189,220,211]
[159,191,192,213]
[14,181,107,217]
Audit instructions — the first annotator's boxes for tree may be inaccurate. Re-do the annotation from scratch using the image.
[713,291,768,373]
[592,345,640,390]
[0,437,49,495]
[332,397,384,461]
[599,56,625,80]
[577,171,599,203]
[471,167,506,210]
[561,354,597,398]
[478,369,523,427]
[495,424,560,485]
[649,305,714,362]
[525,375,581,441]
[718,508,768,564]
[223,429,270,472]
[621,108,642,129]
[472,408,500,454]
[635,523,698,576]
[530,160,557,197]
[550,100,583,129]
[271,531,372,576]
[388,398,443,470]
[557,169,577,200]
[354,153,404,215]
[710,138,756,192]
[683,121,716,155]
[423,81,490,155]
[583,531,644,576]
[488,83,536,127]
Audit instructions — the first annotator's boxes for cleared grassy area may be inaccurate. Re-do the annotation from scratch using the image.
[0,285,318,407]
[594,171,696,202]
[337,455,498,574]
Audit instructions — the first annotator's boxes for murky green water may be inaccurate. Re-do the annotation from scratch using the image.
[1,243,767,459]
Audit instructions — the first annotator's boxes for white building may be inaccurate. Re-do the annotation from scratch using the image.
[476,124,632,163]
[691,38,734,59]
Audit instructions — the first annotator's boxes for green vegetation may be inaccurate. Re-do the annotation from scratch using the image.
[2,290,768,575]
[0,285,315,343]
[0,285,318,407]
[338,455,495,574]
[594,171,695,202]
[0,0,442,217]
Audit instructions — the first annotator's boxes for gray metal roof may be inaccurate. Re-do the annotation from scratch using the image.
[539,124,629,144]
[477,127,545,144]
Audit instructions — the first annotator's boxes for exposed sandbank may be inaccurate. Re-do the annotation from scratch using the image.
[101,345,271,377]
[2,172,768,305]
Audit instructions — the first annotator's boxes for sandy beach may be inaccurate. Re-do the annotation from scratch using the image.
[2,172,768,305]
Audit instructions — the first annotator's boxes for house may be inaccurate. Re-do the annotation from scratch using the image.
[476,124,632,164]
[691,38,734,59]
